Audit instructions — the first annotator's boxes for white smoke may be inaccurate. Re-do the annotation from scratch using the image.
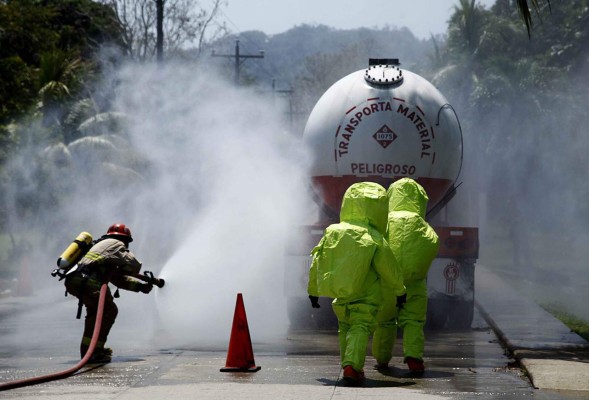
[443,64,589,322]
[107,62,314,347]
[3,60,315,354]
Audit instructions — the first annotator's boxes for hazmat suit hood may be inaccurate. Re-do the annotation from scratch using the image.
[387,178,429,218]
[385,177,439,283]
[340,182,388,234]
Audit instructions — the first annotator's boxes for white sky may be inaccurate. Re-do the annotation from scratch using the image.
[221,0,497,40]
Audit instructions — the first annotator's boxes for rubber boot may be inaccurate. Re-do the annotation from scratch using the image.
[406,357,424,373]
[343,365,365,386]
[88,348,112,364]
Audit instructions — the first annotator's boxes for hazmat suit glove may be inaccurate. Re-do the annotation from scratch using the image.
[396,293,407,309]
[139,283,153,294]
[309,295,320,308]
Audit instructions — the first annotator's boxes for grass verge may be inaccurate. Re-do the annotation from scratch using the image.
[541,303,589,342]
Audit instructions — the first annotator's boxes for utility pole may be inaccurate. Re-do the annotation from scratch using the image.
[212,39,264,85]
[156,0,164,63]
[272,79,295,128]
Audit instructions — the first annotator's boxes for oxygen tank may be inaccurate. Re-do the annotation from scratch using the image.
[57,232,93,269]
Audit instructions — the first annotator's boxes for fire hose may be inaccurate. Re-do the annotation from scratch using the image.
[0,282,109,392]
[0,270,165,392]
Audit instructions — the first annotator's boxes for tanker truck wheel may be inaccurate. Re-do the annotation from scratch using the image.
[425,299,448,331]
[426,298,474,331]
[447,300,474,330]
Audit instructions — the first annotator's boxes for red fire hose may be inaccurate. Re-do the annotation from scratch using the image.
[0,283,108,392]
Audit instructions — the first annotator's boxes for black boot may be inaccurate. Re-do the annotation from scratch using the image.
[87,347,112,364]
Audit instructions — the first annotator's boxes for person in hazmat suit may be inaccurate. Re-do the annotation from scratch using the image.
[307,182,405,386]
[372,178,439,373]
[64,223,153,363]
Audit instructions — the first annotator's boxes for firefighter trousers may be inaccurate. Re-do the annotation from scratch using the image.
[64,275,118,357]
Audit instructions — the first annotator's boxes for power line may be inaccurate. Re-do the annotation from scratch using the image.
[211,39,264,85]
[214,3,284,87]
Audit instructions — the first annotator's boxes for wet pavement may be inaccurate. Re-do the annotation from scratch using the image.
[0,265,588,399]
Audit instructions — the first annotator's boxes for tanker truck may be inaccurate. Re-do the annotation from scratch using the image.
[285,58,479,330]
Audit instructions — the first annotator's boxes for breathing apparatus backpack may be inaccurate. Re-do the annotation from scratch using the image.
[51,232,93,280]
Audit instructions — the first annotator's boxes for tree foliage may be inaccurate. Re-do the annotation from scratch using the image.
[433,0,589,270]
[0,0,125,126]
[0,0,232,245]
[0,0,128,244]
[99,0,227,61]
[0,0,588,277]
[516,0,552,37]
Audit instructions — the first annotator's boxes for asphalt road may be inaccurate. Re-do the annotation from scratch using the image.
[0,324,544,399]
[0,290,584,400]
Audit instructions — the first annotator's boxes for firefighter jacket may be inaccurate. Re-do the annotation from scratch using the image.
[76,237,144,292]
[386,178,439,283]
[307,182,405,305]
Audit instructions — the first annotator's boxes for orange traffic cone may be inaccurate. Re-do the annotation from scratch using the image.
[220,293,261,372]
[16,255,33,297]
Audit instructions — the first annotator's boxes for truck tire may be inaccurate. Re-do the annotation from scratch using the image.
[447,300,474,330]
[426,299,448,331]
[426,298,474,331]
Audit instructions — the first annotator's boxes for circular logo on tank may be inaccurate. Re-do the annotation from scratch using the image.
[334,97,435,177]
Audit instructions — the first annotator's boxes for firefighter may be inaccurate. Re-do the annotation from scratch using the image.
[307,182,405,386]
[372,178,439,373]
[64,223,153,363]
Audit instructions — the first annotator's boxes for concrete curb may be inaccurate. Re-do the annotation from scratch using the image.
[475,265,589,391]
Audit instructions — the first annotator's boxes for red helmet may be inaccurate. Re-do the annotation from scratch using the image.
[106,223,133,242]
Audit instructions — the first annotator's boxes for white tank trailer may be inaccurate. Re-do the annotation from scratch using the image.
[285,58,479,330]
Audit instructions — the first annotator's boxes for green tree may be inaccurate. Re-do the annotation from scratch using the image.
[0,1,55,126]
[515,0,552,37]
[37,51,83,132]
[435,0,588,272]
[0,0,128,252]
[0,0,126,127]
[100,0,226,61]
[433,0,492,111]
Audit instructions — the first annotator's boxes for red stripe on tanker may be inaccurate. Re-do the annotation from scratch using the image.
[303,59,462,214]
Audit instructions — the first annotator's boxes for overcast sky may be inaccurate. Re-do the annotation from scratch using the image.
[221,0,497,40]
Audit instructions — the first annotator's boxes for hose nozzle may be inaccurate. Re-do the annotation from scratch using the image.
[142,271,165,288]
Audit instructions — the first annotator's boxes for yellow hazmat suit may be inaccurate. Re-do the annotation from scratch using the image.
[308,182,405,373]
[372,178,439,368]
